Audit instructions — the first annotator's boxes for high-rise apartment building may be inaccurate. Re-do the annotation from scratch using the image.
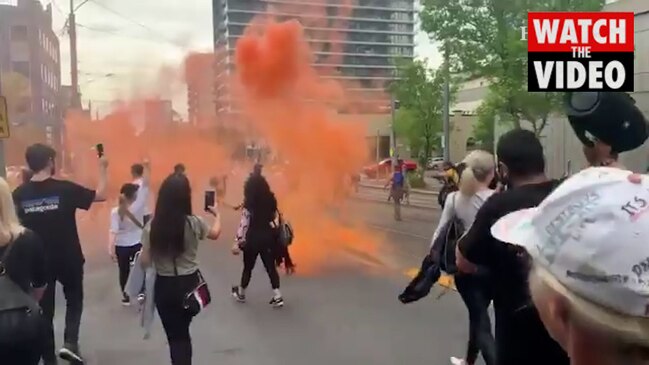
[185,52,217,128]
[212,0,415,115]
[0,0,61,143]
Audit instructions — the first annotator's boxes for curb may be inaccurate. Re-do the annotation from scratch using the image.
[359,183,440,196]
[350,196,438,211]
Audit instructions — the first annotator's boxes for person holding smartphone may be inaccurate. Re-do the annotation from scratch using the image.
[139,173,221,365]
[12,143,108,365]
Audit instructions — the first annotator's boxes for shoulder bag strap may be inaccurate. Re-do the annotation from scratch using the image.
[451,193,458,219]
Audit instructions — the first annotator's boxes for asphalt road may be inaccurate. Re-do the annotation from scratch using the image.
[48,200,475,365]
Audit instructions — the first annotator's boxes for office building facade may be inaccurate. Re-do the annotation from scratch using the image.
[185,52,217,128]
[212,0,415,115]
[0,0,61,144]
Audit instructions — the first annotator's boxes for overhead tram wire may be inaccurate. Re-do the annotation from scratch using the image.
[87,0,184,48]
[75,23,182,45]
[74,0,91,11]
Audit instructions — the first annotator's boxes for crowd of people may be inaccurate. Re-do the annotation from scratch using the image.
[0,143,295,365]
[1,90,649,365]
[418,91,649,365]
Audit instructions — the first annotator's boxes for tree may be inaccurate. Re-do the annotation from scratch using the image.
[390,60,445,169]
[420,0,604,137]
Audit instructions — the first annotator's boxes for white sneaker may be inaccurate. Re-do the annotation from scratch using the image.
[450,357,466,365]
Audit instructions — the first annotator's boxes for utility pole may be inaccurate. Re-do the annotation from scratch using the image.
[69,0,81,108]
[442,43,451,162]
[390,95,399,165]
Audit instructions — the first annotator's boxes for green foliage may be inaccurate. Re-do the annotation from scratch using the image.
[408,171,427,189]
[390,59,446,169]
[420,0,605,137]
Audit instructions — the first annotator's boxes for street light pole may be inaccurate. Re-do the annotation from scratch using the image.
[390,96,399,165]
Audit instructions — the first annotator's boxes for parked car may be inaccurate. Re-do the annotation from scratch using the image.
[427,157,445,170]
[363,158,417,179]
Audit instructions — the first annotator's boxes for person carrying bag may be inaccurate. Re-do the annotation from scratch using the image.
[139,173,221,365]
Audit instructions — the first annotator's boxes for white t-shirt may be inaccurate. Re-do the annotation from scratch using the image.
[110,207,142,247]
[133,177,151,216]
[431,189,495,245]
[110,180,149,247]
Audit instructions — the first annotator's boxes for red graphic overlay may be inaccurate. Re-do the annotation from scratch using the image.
[528,12,634,53]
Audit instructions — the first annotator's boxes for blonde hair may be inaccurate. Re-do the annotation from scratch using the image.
[529,265,649,363]
[459,150,495,196]
[0,177,25,241]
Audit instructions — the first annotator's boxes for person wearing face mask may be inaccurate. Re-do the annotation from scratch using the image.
[491,167,649,365]
[456,129,568,365]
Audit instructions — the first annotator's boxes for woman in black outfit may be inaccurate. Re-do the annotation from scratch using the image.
[140,173,221,365]
[0,177,47,365]
[231,171,284,307]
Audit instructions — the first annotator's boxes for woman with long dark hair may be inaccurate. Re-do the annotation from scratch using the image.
[140,173,221,365]
[231,170,284,307]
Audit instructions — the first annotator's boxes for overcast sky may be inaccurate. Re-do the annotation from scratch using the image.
[42,0,441,117]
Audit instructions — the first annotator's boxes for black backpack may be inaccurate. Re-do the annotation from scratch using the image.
[431,194,465,275]
[0,238,43,345]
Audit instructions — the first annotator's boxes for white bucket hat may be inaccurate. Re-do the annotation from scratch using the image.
[491,167,649,318]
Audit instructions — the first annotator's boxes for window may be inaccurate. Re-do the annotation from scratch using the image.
[228,11,257,24]
[12,61,30,77]
[389,23,411,32]
[11,25,28,42]
[227,0,263,11]
[389,35,411,44]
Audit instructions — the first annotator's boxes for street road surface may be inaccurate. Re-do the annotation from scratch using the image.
[50,200,475,365]
[353,184,439,209]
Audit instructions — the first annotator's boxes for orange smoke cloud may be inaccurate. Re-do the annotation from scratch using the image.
[233,19,385,273]
[58,8,389,274]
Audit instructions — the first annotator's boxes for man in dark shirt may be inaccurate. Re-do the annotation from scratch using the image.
[457,130,568,365]
[12,144,108,365]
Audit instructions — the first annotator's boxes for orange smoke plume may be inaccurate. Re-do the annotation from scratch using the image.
[233,19,385,273]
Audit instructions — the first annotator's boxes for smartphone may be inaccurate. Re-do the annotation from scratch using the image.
[96,143,104,158]
[204,190,215,213]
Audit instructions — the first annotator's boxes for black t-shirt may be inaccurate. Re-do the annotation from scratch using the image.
[0,230,48,292]
[458,180,568,365]
[12,179,95,271]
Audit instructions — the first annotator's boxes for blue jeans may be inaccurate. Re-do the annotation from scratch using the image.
[455,273,496,365]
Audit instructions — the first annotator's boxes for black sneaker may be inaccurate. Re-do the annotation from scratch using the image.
[269,296,284,308]
[59,343,84,364]
[121,295,130,307]
[231,286,246,303]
